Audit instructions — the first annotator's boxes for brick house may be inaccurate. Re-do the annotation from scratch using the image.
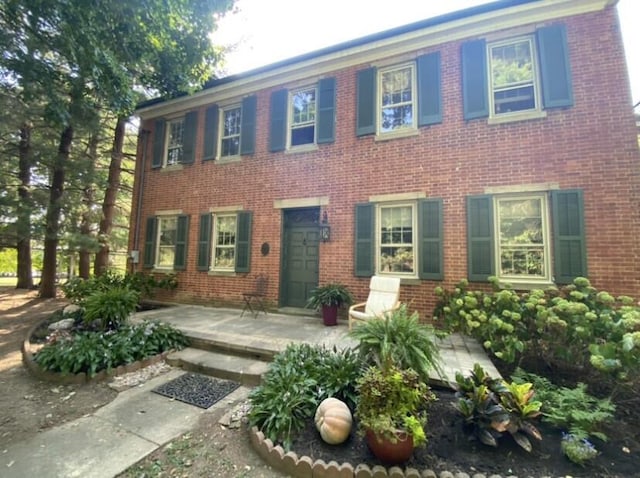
[129,0,640,318]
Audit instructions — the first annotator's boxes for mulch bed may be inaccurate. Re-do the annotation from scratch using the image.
[288,388,639,478]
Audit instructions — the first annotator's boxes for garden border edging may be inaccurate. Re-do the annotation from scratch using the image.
[248,426,515,478]
[21,317,171,385]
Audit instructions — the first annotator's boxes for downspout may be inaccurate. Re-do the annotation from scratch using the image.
[132,128,150,272]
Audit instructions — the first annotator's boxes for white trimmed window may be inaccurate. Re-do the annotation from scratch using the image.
[213,214,237,270]
[156,216,178,268]
[488,37,540,116]
[220,105,241,158]
[377,203,417,277]
[289,87,316,147]
[379,63,416,134]
[165,118,184,165]
[495,194,550,282]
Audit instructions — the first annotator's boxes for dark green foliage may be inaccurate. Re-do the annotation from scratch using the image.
[512,369,615,442]
[434,277,640,383]
[355,365,434,446]
[62,271,177,306]
[83,286,139,330]
[454,363,542,451]
[349,303,443,382]
[248,343,363,450]
[306,283,353,308]
[34,320,188,377]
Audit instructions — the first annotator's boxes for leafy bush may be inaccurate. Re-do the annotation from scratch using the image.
[349,303,443,382]
[248,343,363,450]
[512,369,615,442]
[434,277,640,383]
[83,286,140,330]
[34,320,188,376]
[561,433,599,466]
[454,363,542,452]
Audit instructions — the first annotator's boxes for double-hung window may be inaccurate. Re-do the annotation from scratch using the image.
[379,64,416,134]
[166,119,184,166]
[489,37,540,116]
[213,214,237,270]
[143,214,189,270]
[220,106,242,158]
[378,204,416,275]
[156,216,178,268]
[495,195,549,281]
[289,87,317,147]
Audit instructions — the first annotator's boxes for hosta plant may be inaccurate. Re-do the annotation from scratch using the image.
[454,363,542,451]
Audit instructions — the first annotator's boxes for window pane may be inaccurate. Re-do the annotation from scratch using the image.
[221,107,241,157]
[497,197,546,278]
[380,66,414,132]
[291,125,315,146]
[157,217,177,267]
[491,39,536,115]
[167,120,184,165]
[291,89,316,125]
[379,205,414,274]
[221,137,240,156]
[214,215,236,270]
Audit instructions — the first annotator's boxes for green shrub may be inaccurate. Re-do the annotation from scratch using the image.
[561,433,599,466]
[34,320,188,377]
[247,343,363,450]
[512,369,615,442]
[83,286,140,330]
[349,303,443,382]
[434,277,640,383]
[454,363,542,452]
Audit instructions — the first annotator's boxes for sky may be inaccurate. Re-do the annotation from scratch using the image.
[214,0,639,107]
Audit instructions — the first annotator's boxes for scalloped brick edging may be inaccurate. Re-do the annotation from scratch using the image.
[248,426,519,478]
[21,317,172,385]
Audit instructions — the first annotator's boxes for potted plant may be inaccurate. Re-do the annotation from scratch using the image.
[306,283,353,326]
[355,364,434,464]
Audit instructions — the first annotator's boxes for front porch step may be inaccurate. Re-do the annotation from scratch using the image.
[166,347,270,387]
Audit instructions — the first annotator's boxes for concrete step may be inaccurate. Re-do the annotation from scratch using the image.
[166,347,270,387]
[184,330,279,362]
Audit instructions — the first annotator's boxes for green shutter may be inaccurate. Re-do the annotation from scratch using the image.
[269,89,287,152]
[174,215,189,270]
[151,120,165,168]
[354,203,375,277]
[417,52,442,126]
[356,67,376,136]
[467,195,494,281]
[203,105,218,161]
[461,39,489,120]
[552,189,586,284]
[235,211,252,273]
[317,77,336,144]
[197,213,212,271]
[240,95,257,155]
[143,216,157,268]
[537,24,574,109]
[181,111,198,164]
[418,199,443,280]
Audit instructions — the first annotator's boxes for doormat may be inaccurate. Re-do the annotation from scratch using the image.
[152,373,240,409]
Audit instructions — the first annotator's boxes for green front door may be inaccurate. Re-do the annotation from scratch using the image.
[281,209,320,308]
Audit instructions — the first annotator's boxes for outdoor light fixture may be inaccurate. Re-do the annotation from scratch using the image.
[320,211,331,242]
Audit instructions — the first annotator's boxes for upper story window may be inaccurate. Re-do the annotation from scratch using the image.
[379,64,416,134]
[378,203,417,277]
[166,118,184,166]
[220,105,242,158]
[489,37,540,116]
[289,87,317,147]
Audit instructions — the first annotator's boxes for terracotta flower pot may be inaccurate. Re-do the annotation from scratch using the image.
[365,428,414,465]
[321,305,338,326]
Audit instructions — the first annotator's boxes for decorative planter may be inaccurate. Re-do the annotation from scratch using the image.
[321,305,338,326]
[365,428,414,465]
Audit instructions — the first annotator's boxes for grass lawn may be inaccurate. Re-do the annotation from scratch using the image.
[0,277,17,287]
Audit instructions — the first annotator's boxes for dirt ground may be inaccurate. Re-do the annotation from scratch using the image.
[0,287,284,478]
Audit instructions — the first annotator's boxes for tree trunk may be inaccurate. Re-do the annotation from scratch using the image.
[16,121,33,289]
[79,133,98,279]
[40,126,73,298]
[94,116,126,276]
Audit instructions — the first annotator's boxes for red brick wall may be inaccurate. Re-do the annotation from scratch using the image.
[129,5,640,320]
